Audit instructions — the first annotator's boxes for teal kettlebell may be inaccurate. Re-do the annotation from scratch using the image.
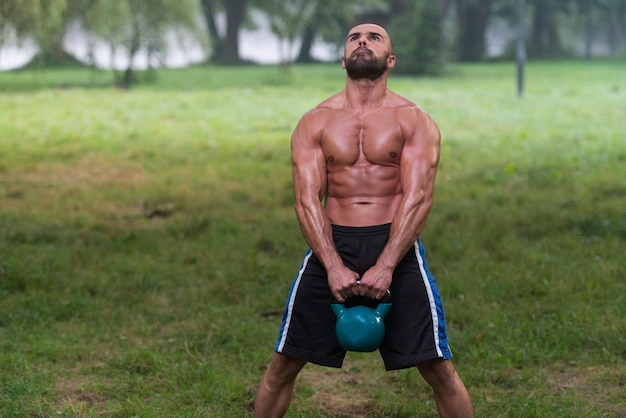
[331,292,392,352]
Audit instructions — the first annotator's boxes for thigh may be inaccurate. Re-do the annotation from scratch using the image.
[275,251,346,368]
[379,243,452,370]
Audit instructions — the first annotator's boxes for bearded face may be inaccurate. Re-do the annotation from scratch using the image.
[344,47,389,81]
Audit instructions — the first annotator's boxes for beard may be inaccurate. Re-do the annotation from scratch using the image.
[344,49,388,81]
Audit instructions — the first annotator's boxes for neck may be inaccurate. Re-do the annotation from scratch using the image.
[344,75,388,113]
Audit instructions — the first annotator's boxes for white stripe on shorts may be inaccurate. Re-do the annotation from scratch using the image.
[275,250,313,352]
[413,241,444,358]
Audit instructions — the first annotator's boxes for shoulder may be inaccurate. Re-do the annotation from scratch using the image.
[385,91,438,136]
[383,91,430,124]
[294,91,345,133]
[385,90,416,107]
[313,91,346,114]
[291,92,339,144]
[385,90,430,118]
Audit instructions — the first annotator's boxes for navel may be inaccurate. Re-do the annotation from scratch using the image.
[390,151,397,158]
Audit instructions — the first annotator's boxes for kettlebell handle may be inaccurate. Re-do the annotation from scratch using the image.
[334,290,391,306]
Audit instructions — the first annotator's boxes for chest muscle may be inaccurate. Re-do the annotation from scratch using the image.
[321,112,404,167]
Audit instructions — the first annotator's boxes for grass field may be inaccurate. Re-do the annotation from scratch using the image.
[0,60,625,417]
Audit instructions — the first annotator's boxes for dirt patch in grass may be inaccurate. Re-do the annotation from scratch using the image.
[547,364,626,416]
[16,154,147,186]
[1,153,149,215]
[55,373,117,415]
[298,357,381,417]
[297,360,625,417]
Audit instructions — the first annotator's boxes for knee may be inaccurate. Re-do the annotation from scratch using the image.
[417,359,462,393]
[264,353,306,387]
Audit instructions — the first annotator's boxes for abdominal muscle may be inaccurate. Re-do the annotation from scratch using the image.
[323,164,402,227]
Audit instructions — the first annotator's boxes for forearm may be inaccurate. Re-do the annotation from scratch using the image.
[295,199,343,270]
[377,192,432,270]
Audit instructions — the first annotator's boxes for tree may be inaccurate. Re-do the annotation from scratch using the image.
[294,0,345,64]
[0,0,200,74]
[0,0,36,65]
[526,0,567,58]
[571,0,626,58]
[390,1,445,75]
[264,0,317,68]
[454,0,494,62]
[0,0,76,68]
[293,0,388,63]
[449,0,566,61]
[82,0,201,85]
[199,0,248,64]
[602,0,626,54]
[285,0,447,74]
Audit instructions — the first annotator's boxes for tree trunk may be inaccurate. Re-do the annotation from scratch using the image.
[594,2,619,54]
[528,0,561,58]
[296,24,316,63]
[455,0,492,62]
[222,0,246,65]
[199,0,246,65]
[584,1,592,60]
[122,17,141,87]
[199,0,222,62]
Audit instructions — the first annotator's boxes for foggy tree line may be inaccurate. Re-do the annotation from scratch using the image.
[0,0,624,82]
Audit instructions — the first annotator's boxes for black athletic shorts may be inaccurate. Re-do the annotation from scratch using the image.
[274,223,452,371]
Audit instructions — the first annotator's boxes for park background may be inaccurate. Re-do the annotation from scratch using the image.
[1,1,625,417]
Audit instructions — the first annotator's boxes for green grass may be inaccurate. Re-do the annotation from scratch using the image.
[1,60,625,417]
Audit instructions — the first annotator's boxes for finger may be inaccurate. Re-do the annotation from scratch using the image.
[357,284,367,297]
[333,290,345,303]
[348,281,360,296]
[377,288,391,300]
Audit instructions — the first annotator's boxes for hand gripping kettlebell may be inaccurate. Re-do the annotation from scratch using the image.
[331,291,392,352]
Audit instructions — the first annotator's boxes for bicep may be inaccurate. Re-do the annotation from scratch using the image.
[291,115,327,201]
[400,111,440,195]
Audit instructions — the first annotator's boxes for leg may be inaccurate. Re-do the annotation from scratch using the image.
[254,352,307,418]
[417,359,473,418]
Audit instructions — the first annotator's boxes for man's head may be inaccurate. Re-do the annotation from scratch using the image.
[342,23,396,81]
